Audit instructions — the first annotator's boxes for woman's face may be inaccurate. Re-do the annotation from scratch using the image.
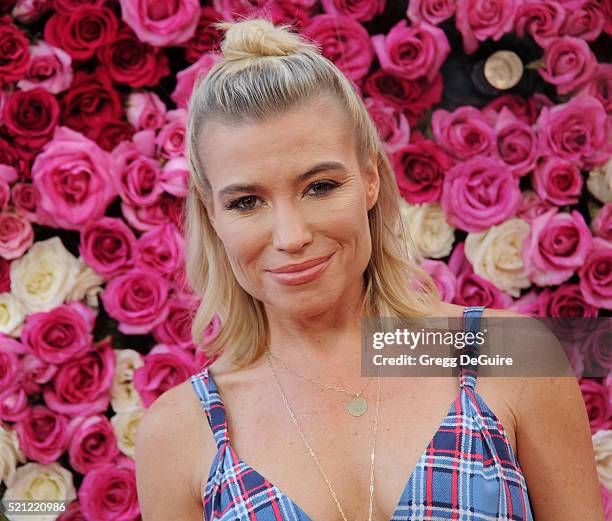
[199,93,380,319]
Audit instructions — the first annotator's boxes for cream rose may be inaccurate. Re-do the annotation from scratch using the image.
[398,201,455,259]
[0,424,26,487]
[587,155,612,203]
[65,259,105,308]
[0,293,26,337]
[111,409,144,459]
[3,462,77,521]
[593,429,612,490]
[10,237,81,313]
[464,217,531,297]
[111,349,144,413]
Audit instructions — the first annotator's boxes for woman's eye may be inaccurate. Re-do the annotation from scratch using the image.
[226,195,259,211]
[307,181,339,196]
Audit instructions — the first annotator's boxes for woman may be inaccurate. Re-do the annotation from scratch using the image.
[135,18,605,521]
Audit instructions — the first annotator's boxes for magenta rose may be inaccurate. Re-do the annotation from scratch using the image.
[372,19,449,82]
[0,344,19,395]
[0,258,10,292]
[160,157,188,197]
[184,6,223,63]
[515,1,565,48]
[119,0,200,47]
[0,15,30,81]
[121,193,183,232]
[322,0,385,21]
[56,500,87,521]
[155,109,186,159]
[592,203,612,241]
[21,301,95,364]
[115,149,163,207]
[560,0,605,40]
[579,378,612,432]
[441,155,522,232]
[11,182,39,222]
[31,126,118,230]
[523,209,593,287]
[43,338,114,417]
[364,96,410,154]
[454,270,513,308]
[135,223,184,278]
[393,131,453,204]
[153,294,196,348]
[407,0,456,25]
[0,179,9,210]
[101,268,170,335]
[537,284,599,318]
[578,63,612,114]
[532,156,583,206]
[516,190,555,224]
[455,0,518,54]
[18,353,57,396]
[484,94,540,125]
[539,36,597,95]
[0,385,29,422]
[578,238,612,309]
[17,41,73,95]
[171,51,220,109]
[420,258,456,303]
[494,107,537,177]
[126,91,166,131]
[78,457,140,521]
[14,404,69,463]
[431,106,496,160]
[304,14,374,82]
[537,94,612,169]
[0,210,33,260]
[133,343,198,407]
[67,414,120,474]
[80,217,137,280]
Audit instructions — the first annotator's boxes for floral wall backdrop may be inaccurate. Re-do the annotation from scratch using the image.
[0,0,610,519]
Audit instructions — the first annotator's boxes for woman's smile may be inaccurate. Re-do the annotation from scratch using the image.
[265,252,335,286]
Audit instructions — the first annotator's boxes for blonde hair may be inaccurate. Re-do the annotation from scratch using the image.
[185,18,441,369]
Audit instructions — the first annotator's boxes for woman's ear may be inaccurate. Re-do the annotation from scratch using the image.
[365,156,380,211]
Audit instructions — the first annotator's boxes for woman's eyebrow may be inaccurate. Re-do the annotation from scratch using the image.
[218,161,348,198]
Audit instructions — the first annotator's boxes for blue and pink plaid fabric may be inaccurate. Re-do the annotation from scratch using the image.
[190,305,534,520]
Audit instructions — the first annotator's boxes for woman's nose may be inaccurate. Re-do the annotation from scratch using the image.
[271,202,313,252]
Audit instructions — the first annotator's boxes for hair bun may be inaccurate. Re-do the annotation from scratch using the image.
[214,19,312,60]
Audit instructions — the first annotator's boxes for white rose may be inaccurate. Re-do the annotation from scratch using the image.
[464,218,531,298]
[593,429,612,490]
[10,237,81,313]
[587,156,612,203]
[111,349,144,413]
[111,409,144,459]
[0,424,26,487]
[65,258,104,308]
[0,293,26,337]
[3,462,77,521]
[398,201,455,259]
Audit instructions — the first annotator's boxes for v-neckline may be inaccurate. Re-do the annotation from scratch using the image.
[204,367,462,521]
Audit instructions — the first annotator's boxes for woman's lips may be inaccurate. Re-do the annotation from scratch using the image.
[266,253,334,286]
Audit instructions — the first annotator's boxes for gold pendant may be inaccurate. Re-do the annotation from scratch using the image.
[348,396,367,416]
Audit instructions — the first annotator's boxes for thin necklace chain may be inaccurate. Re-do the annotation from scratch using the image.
[266,348,374,398]
[266,350,381,521]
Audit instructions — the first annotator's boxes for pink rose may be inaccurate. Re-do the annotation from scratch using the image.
[304,14,374,82]
[441,156,522,232]
[0,210,33,260]
[68,415,120,474]
[539,36,597,95]
[119,0,200,47]
[19,353,57,395]
[121,193,183,233]
[537,284,599,318]
[153,294,196,348]
[578,238,612,309]
[431,106,496,160]
[523,209,593,286]
[455,0,518,54]
[0,179,8,210]
[56,500,87,521]
[115,146,163,207]
[581,321,612,378]
[78,457,140,521]
[591,203,612,241]
[0,344,19,394]
[171,51,220,109]
[31,126,118,231]
[537,94,612,169]
[14,404,69,463]
[101,268,170,335]
[494,107,538,177]
[80,217,137,280]
[516,190,556,224]
[0,385,29,422]
[364,97,410,154]
[160,157,188,197]
[532,156,583,206]
[371,19,449,82]
[393,131,453,204]
[484,94,543,126]
[11,183,39,222]
[17,41,73,95]
[133,343,198,407]
[156,109,186,160]
[420,258,456,303]
[21,302,95,364]
[135,223,184,279]
[560,0,605,40]
[407,0,456,25]
[515,1,566,48]
[579,378,612,432]
[577,63,612,114]
[125,91,166,131]
[43,339,114,417]
[321,0,385,21]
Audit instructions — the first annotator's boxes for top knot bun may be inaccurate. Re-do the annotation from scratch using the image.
[214,19,316,60]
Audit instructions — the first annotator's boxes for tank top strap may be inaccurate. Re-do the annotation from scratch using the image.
[190,367,230,450]
[459,305,486,390]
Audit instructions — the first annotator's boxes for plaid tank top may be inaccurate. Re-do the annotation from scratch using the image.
[190,305,535,520]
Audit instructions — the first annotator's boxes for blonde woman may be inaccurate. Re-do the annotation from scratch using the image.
[135,18,605,521]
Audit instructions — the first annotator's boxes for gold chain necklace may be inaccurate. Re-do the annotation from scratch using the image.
[266,348,374,417]
[266,350,381,521]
